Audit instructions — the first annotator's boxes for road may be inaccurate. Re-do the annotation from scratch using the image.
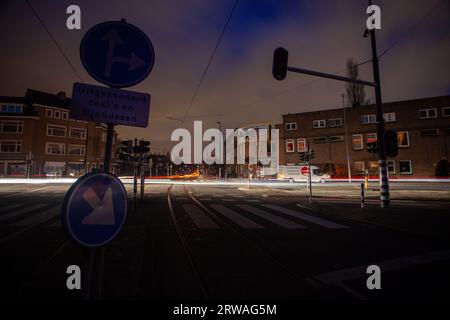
[0,182,449,300]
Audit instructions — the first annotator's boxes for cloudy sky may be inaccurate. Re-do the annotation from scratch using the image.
[1,0,449,152]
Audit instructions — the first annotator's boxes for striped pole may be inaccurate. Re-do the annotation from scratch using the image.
[361,183,365,209]
[379,159,390,208]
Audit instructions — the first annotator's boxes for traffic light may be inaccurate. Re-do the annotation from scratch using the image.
[309,149,315,160]
[384,130,399,158]
[272,47,288,81]
[299,152,306,162]
[140,140,150,154]
[120,140,133,154]
[367,141,378,154]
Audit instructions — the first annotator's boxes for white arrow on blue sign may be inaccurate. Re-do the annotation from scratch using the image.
[80,20,155,88]
[61,172,127,247]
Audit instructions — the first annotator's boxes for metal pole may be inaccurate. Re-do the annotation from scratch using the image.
[342,94,352,183]
[368,0,390,208]
[103,124,114,173]
[361,182,365,210]
[308,152,312,204]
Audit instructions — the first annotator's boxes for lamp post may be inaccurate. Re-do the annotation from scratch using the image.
[217,121,222,180]
[342,93,352,183]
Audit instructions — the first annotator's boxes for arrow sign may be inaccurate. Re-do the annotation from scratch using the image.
[80,20,155,88]
[61,172,127,247]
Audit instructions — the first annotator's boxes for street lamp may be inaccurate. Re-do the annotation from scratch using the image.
[217,121,222,179]
[342,93,352,183]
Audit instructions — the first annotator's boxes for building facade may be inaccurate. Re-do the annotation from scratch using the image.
[0,89,117,177]
[279,95,450,178]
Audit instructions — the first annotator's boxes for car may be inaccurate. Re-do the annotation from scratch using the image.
[277,165,329,183]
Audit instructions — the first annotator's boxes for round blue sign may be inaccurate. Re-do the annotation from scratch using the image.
[80,20,155,88]
[61,172,128,247]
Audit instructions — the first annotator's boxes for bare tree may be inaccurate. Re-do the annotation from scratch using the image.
[345,58,369,107]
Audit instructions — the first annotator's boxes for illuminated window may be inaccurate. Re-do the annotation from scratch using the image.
[1,104,22,113]
[397,131,410,147]
[286,139,295,153]
[352,134,363,150]
[297,138,307,152]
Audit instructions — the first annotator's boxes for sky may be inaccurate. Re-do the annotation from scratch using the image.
[1,0,449,152]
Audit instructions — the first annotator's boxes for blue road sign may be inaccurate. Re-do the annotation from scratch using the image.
[61,172,127,247]
[80,20,155,88]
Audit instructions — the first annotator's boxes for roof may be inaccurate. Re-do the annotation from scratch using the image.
[25,89,71,110]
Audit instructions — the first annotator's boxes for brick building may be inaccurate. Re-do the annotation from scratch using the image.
[279,95,450,178]
[0,89,118,177]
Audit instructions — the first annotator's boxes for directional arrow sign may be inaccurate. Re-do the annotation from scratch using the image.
[61,172,127,247]
[80,20,155,88]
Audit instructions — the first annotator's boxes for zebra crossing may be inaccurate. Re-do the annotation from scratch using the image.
[179,200,349,231]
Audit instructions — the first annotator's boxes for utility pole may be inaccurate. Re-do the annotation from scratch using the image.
[367,0,390,208]
[342,93,352,183]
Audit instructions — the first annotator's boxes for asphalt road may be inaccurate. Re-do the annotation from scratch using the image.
[0,182,449,300]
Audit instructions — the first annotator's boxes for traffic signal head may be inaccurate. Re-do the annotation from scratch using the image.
[140,140,151,154]
[367,141,378,154]
[272,47,288,81]
[299,152,305,162]
[384,130,399,158]
[120,140,133,154]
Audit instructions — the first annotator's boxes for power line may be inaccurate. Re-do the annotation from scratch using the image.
[25,0,84,82]
[182,0,240,122]
[378,0,445,59]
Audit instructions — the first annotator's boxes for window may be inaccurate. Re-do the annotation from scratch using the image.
[68,145,86,156]
[285,122,297,131]
[312,136,328,144]
[397,131,410,147]
[286,139,295,153]
[387,160,395,174]
[54,110,61,119]
[46,142,65,155]
[329,136,344,143]
[383,112,396,122]
[1,104,22,113]
[0,121,23,134]
[62,112,69,120]
[352,134,363,150]
[46,109,53,118]
[70,128,87,140]
[354,161,365,175]
[47,125,66,137]
[419,108,437,119]
[0,140,22,153]
[421,129,439,137]
[399,160,412,175]
[313,120,326,129]
[297,138,307,152]
[443,107,450,117]
[367,133,377,143]
[329,118,343,127]
[361,114,377,124]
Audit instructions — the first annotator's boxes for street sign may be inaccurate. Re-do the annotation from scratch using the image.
[80,20,155,88]
[71,82,150,127]
[300,166,309,176]
[61,172,127,247]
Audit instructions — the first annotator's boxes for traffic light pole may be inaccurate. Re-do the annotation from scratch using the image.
[368,0,390,208]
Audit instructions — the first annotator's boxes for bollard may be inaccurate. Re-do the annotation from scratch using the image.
[361,183,365,210]
[364,175,369,190]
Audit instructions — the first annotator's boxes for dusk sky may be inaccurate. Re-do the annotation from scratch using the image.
[1,0,449,152]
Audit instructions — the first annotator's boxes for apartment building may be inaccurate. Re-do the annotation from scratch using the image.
[279,95,450,178]
[0,89,118,177]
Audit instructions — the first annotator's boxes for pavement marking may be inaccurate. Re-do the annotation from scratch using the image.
[246,199,261,203]
[12,205,60,227]
[182,204,219,229]
[0,204,23,214]
[0,203,48,223]
[262,204,348,229]
[233,195,245,198]
[28,186,51,193]
[237,205,306,229]
[211,205,264,229]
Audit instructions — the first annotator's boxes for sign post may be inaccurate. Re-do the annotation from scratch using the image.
[66,18,154,299]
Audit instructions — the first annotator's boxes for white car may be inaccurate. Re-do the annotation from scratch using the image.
[277,165,329,183]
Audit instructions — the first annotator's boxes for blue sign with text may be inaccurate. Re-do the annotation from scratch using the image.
[80,20,155,88]
[61,172,128,247]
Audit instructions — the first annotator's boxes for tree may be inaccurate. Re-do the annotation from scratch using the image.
[345,58,369,107]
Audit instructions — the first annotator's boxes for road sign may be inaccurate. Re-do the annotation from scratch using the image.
[61,172,127,247]
[71,82,150,127]
[80,20,155,88]
[300,166,309,176]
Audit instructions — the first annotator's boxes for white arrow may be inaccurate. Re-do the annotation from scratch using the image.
[81,187,115,226]
[101,28,146,78]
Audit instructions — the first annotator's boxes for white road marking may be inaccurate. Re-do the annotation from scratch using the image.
[0,204,48,223]
[237,205,306,229]
[262,204,348,229]
[211,205,263,229]
[182,204,219,229]
[12,206,60,227]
